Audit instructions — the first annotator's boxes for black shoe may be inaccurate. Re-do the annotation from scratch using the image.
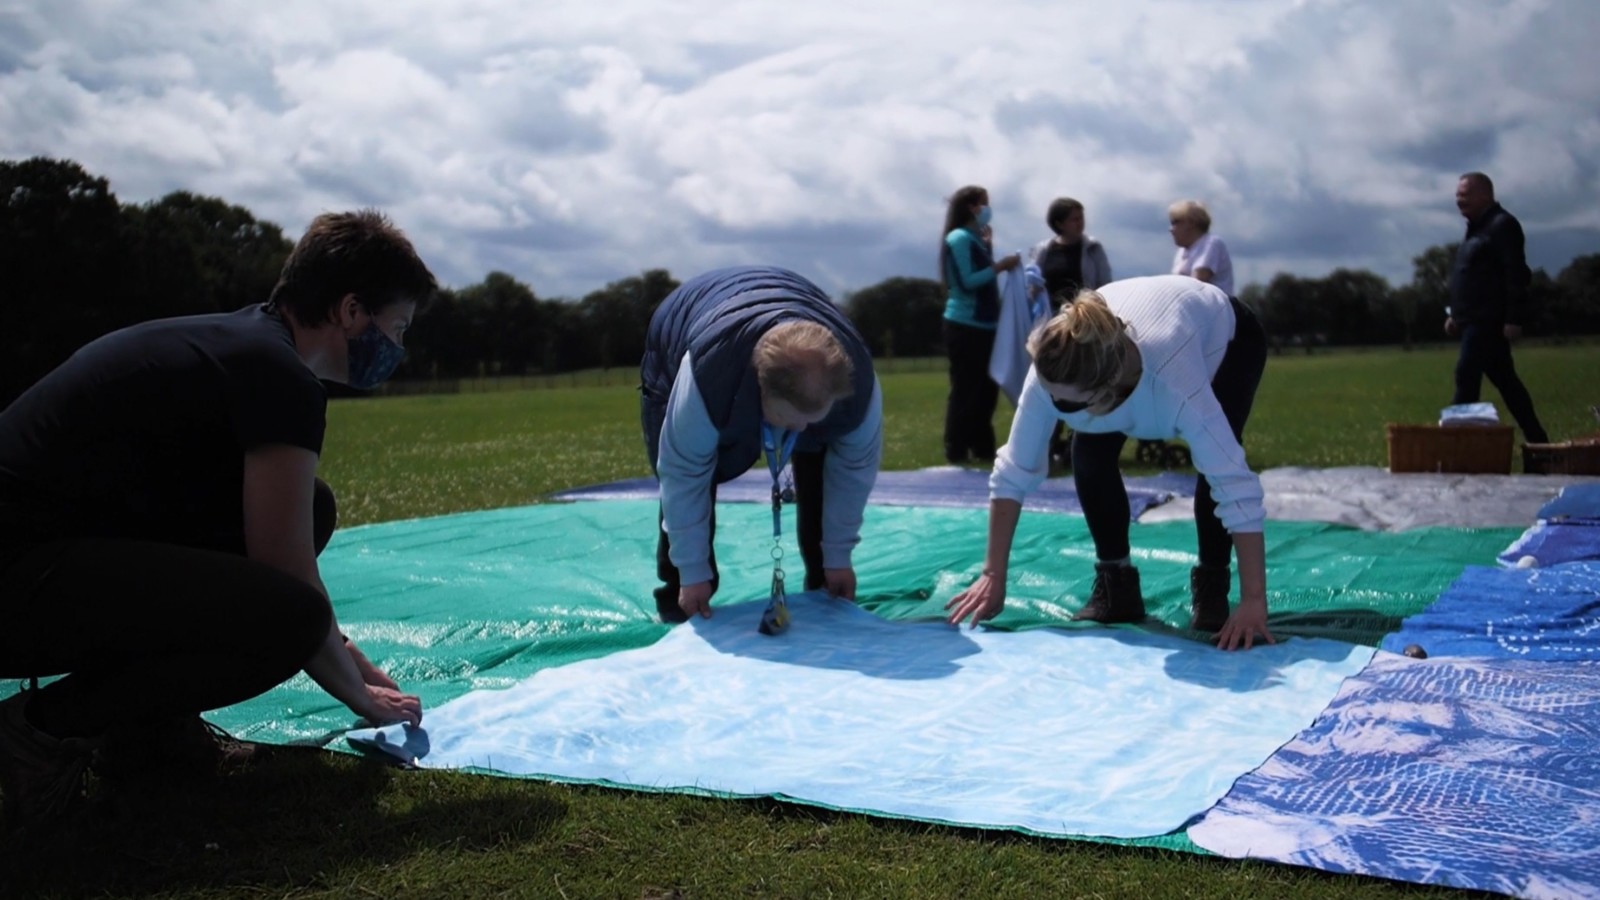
[1072,563,1147,624]
[1189,564,1232,632]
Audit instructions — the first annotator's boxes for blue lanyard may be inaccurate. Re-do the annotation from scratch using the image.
[762,423,798,539]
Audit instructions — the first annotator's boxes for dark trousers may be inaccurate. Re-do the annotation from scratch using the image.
[0,480,339,739]
[654,450,827,619]
[1452,323,1548,444]
[1073,298,1267,569]
[943,321,999,463]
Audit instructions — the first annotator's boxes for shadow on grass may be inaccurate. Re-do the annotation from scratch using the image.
[0,746,566,898]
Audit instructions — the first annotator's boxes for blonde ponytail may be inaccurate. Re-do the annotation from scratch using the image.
[1027,290,1133,389]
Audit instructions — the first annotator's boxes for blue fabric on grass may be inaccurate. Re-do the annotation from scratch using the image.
[1380,562,1600,662]
[1189,653,1600,900]
[1536,482,1600,521]
[1498,518,1600,568]
[350,590,1373,840]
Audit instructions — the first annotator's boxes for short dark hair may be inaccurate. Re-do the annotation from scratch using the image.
[1460,171,1495,196]
[1045,197,1084,234]
[267,209,437,327]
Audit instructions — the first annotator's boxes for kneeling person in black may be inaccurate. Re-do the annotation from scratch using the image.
[0,209,436,830]
[640,266,884,623]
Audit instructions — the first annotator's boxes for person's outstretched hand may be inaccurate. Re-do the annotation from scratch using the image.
[823,567,857,601]
[1214,598,1275,651]
[945,572,1005,628]
[679,580,714,620]
[360,685,423,727]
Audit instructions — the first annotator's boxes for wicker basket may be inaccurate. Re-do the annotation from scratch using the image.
[1522,435,1600,475]
[1386,424,1514,474]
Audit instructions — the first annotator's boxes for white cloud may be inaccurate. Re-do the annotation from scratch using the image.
[2,0,1598,300]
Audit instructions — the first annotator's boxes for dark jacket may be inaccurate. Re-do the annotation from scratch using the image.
[640,266,875,482]
[1450,202,1532,327]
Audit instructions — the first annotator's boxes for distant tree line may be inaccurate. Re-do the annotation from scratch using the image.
[4,155,1598,405]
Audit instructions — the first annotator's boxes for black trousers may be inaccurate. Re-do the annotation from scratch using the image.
[1452,323,1548,444]
[1073,298,1267,569]
[654,450,827,618]
[942,321,999,463]
[0,480,339,739]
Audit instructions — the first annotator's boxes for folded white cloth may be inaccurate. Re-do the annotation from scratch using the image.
[1439,402,1500,427]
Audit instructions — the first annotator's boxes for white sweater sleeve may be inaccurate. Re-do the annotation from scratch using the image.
[989,368,1056,503]
[1175,388,1265,534]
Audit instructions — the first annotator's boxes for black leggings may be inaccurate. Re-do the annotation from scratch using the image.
[0,480,339,739]
[1072,299,1267,568]
[942,321,999,463]
[654,450,828,608]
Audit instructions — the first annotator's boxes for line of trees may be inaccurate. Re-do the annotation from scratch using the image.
[4,155,1598,406]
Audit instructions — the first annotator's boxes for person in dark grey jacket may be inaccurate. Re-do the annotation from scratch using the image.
[1445,172,1548,444]
[1025,197,1113,311]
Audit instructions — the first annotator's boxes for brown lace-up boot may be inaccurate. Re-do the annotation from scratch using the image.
[0,690,98,832]
[95,715,258,784]
[1190,564,1232,632]
[1072,562,1147,624]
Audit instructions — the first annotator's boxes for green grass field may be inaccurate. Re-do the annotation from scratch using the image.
[4,343,1596,899]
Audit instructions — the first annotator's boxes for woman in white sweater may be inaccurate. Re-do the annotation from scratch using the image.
[946,275,1273,650]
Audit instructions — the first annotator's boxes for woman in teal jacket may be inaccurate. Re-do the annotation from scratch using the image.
[940,185,1020,463]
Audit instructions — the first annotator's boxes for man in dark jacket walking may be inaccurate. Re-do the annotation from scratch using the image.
[1445,171,1549,444]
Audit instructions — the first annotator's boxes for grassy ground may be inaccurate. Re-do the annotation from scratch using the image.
[4,343,1595,898]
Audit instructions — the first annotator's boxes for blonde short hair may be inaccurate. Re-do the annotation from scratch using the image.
[1167,199,1211,234]
[1026,290,1134,390]
[753,321,855,414]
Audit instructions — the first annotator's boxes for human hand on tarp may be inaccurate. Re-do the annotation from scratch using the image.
[945,571,1005,629]
[679,580,714,620]
[824,567,857,601]
[1214,598,1275,652]
[358,684,423,728]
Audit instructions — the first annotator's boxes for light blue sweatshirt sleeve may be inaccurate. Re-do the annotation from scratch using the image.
[820,377,883,569]
[656,351,719,585]
[946,229,998,289]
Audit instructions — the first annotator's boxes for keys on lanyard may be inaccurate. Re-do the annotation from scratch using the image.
[759,423,798,636]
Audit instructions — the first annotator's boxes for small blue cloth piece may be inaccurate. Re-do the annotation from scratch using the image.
[1381,562,1600,661]
[1189,653,1600,899]
[1536,482,1600,522]
[1498,519,1600,568]
[551,466,1191,517]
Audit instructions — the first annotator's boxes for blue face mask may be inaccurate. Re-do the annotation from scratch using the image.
[975,205,993,227]
[347,322,406,389]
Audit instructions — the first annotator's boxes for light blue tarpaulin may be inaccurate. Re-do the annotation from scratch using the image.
[350,591,1374,840]
[1188,653,1600,900]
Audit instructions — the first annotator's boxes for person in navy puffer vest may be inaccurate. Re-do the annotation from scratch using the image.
[640,266,883,624]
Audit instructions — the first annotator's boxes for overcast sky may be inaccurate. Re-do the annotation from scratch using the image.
[3,0,1597,300]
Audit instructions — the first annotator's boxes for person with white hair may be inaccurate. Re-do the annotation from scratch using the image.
[640,266,884,624]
